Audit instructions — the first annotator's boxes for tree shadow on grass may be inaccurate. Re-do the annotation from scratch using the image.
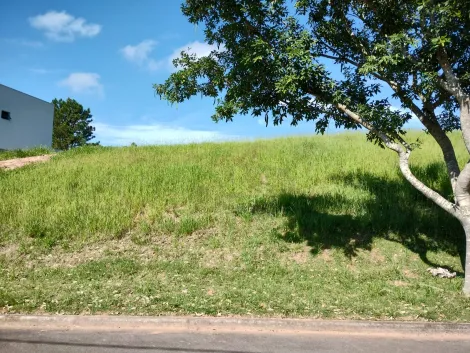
[247,162,465,274]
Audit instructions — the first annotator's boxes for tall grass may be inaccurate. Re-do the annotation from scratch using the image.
[0,132,464,247]
[1,131,469,319]
[0,146,53,161]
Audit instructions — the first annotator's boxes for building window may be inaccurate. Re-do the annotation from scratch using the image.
[1,110,11,120]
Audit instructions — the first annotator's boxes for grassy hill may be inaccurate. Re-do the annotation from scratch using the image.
[1,132,470,320]
[0,146,53,161]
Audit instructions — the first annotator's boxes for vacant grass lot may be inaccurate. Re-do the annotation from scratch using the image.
[1,132,470,321]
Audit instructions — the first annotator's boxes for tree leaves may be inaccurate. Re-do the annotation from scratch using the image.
[155,0,468,141]
[52,98,98,150]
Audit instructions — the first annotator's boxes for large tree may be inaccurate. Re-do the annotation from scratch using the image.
[52,98,98,150]
[155,0,470,294]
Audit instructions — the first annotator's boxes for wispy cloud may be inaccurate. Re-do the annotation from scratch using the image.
[121,40,222,72]
[167,41,222,69]
[30,68,63,75]
[4,38,44,48]
[58,72,103,95]
[30,68,49,74]
[29,11,101,42]
[94,122,238,146]
[120,40,161,71]
[120,40,157,64]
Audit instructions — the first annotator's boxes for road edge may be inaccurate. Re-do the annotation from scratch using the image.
[1,315,469,335]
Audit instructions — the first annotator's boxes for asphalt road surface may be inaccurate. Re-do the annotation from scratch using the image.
[1,316,469,353]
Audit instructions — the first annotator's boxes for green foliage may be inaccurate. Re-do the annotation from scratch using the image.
[52,98,98,150]
[0,133,469,319]
[155,0,469,144]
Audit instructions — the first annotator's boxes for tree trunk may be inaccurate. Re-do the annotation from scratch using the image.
[459,98,470,155]
[458,99,470,296]
[455,162,470,296]
[397,150,457,216]
[397,147,470,295]
[339,88,470,294]
[424,121,460,193]
[461,220,470,296]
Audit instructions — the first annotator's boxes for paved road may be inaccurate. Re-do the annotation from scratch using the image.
[1,316,469,353]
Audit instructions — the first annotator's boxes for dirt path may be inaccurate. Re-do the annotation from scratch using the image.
[0,155,55,171]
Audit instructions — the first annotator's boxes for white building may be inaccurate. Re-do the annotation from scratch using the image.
[0,84,54,150]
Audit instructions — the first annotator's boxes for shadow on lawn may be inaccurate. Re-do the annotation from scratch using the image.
[247,162,465,274]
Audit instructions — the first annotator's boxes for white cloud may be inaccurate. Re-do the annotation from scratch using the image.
[167,41,222,68]
[120,40,162,71]
[58,72,103,95]
[147,59,164,71]
[94,122,238,146]
[121,40,222,72]
[30,68,48,74]
[121,40,157,64]
[30,68,63,74]
[5,38,44,48]
[29,11,101,42]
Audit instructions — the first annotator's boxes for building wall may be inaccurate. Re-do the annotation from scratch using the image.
[0,84,54,150]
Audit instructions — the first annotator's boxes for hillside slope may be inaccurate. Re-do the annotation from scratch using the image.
[1,132,469,320]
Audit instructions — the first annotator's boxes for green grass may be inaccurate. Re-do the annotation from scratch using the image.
[0,146,54,161]
[1,132,470,320]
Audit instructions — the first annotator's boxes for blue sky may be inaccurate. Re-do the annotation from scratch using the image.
[0,0,422,146]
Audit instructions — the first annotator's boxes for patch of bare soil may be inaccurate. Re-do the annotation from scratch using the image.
[290,247,311,264]
[403,269,419,279]
[319,249,333,262]
[0,155,55,170]
[202,248,240,268]
[14,226,221,269]
[389,280,410,287]
[370,248,386,264]
[32,237,158,269]
[0,244,19,257]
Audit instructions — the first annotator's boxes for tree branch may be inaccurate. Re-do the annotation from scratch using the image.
[251,8,462,198]
[337,9,369,57]
[320,49,461,191]
[319,53,361,68]
[334,102,458,217]
[398,149,458,217]
[334,102,402,152]
[436,47,466,101]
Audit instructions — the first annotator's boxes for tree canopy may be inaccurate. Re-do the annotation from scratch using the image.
[155,0,470,294]
[52,98,98,150]
[156,1,467,136]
